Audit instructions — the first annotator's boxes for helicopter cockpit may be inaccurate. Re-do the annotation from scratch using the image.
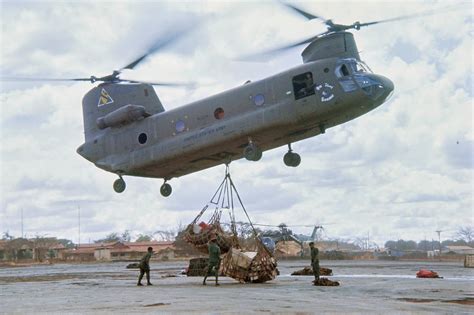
[335,58,372,78]
[335,58,391,101]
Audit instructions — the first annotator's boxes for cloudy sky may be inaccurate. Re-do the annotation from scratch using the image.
[1,0,472,247]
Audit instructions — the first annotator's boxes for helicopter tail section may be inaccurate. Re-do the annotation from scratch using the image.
[81,83,164,141]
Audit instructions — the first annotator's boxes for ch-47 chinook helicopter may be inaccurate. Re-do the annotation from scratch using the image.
[5,3,450,197]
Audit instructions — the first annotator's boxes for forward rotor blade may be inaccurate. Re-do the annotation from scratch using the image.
[282,2,327,22]
[241,30,328,61]
[356,4,465,29]
[0,77,91,82]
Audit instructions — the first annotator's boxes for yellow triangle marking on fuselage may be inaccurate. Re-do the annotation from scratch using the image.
[98,88,114,107]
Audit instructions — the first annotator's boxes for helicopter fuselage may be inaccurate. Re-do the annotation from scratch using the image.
[77,56,393,182]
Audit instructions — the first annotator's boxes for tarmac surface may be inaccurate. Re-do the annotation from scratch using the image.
[0,259,473,314]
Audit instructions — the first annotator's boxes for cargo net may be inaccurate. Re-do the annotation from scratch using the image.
[183,206,238,255]
[220,241,277,283]
[184,165,277,283]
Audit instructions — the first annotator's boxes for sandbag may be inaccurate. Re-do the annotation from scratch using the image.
[291,266,333,276]
[313,277,340,286]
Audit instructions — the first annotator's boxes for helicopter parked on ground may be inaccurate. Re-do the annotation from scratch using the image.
[7,3,453,197]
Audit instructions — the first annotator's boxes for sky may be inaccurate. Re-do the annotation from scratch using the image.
[0,0,472,247]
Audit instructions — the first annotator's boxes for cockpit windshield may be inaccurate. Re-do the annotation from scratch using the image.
[352,60,372,73]
[335,58,372,78]
[336,58,375,93]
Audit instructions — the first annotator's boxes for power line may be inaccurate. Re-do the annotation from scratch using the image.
[252,223,332,228]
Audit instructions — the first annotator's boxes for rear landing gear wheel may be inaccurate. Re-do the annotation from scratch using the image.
[244,143,262,161]
[284,152,301,167]
[160,183,172,197]
[284,144,301,167]
[113,177,126,193]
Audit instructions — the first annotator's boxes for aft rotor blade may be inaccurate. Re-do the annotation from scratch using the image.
[125,79,196,88]
[121,26,195,71]
[357,4,465,29]
[282,2,327,22]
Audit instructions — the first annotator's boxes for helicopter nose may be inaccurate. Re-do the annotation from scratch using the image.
[355,74,394,102]
[378,75,394,101]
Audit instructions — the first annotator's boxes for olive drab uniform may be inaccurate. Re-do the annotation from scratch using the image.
[203,240,221,285]
[137,250,153,286]
[310,245,320,281]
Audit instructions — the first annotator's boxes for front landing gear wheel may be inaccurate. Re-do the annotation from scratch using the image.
[244,143,262,161]
[160,183,172,197]
[113,177,126,193]
[283,152,301,167]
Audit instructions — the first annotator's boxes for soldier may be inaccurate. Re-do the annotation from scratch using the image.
[137,246,153,286]
[309,242,320,283]
[203,235,221,286]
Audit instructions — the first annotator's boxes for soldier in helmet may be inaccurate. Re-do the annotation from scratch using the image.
[203,235,221,286]
[137,246,153,286]
[309,242,320,283]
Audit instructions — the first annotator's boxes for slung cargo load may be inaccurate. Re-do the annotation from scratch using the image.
[221,245,277,283]
[183,166,278,283]
[183,208,238,255]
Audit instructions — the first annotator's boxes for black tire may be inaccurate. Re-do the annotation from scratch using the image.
[244,144,262,161]
[244,145,255,161]
[291,153,301,167]
[160,183,172,197]
[284,152,301,167]
[283,152,293,166]
[113,178,126,193]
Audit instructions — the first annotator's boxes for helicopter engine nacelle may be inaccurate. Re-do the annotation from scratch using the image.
[301,31,360,63]
[96,104,149,129]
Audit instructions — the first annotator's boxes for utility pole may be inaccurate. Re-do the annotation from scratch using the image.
[367,231,370,251]
[436,230,442,257]
[21,208,24,238]
[78,206,81,248]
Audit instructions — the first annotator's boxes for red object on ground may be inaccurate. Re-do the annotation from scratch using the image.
[416,269,440,278]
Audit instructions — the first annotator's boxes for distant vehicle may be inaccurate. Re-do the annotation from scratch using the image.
[260,237,276,253]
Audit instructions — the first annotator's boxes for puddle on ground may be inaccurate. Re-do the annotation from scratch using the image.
[398,297,474,305]
[398,298,437,303]
[144,303,171,307]
[442,298,474,305]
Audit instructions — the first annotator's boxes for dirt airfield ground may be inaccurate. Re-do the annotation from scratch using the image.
[0,260,473,314]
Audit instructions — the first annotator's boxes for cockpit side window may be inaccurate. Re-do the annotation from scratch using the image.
[335,64,350,78]
[341,64,350,76]
[292,72,315,100]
